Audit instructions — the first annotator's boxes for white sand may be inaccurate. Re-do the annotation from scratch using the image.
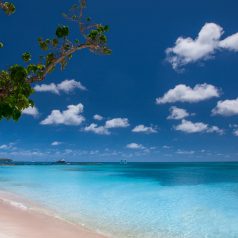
[0,192,106,238]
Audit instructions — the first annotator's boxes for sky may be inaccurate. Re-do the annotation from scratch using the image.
[0,0,238,162]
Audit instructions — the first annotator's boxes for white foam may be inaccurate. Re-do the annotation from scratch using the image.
[8,200,28,210]
[0,197,28,211]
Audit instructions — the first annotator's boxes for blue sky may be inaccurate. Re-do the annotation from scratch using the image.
[0,0,238,162]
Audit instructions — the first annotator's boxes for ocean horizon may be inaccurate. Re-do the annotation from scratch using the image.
[1,162,238,238]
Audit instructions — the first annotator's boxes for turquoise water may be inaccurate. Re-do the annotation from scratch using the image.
[1,163,238,238]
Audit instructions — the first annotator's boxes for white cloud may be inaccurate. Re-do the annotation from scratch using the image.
[51,141,62,146]
[84,117,129,135]
[93,114,103,121]
[156,84,219,104]
[167,106,190,120]
[174,119,223,134]
[126,143,144,149]
[229,124,238,128]
[230,125,238,137]
[84,123,110,135]
[57,80,86,92]
[34,79,86,94]
[219,33,238,51]
[212,98,238,116]
[105,118,129,128]
[41,103,85,126]
[234,129,238,136]
[175,119,207,133]
[34,83,58,94]
[0,143,15,150]
[22,106,39,117]
[132,125,157,134]
[207,126,224,134]
[166,22,238,70]
[0,145,8,149]
[176,149,195,155]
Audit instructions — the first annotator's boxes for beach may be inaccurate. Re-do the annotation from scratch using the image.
[1,163,238,238]
[0,192,105,238]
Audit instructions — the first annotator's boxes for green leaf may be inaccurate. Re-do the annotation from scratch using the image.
[22,52,31,62]
[46,53,55,66]
[88,30,98,40]
[56,25,69,38]
[104,25,109,32]
[99,35,107,43]
[52,38,58,47]
[9,65,27,81]
[3,2,16,15]
[0,42,4,48]
[27,64,38,73]
[45,39,50,44]
[102,48,112,55]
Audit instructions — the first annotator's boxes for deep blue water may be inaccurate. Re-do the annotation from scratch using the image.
[1,162,238,238]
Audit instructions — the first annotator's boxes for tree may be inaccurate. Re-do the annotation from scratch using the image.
[0,0,111,121]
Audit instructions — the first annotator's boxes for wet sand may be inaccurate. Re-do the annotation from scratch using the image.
[0,192,106,238]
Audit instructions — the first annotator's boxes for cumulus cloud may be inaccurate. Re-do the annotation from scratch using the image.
[34,79,86,94]
[176,149,195,155]
[0,143,15,150]
[167,106,190,120]
[84,117,129,135]
[51,141,62,146]
[207,126,224,134]
[234,129,238,136]
[219,33,238,51]
[22,106,39,117]
[93,114,103,121]
[34,83,58,94]
[84,123,110,135]
[132,125,157,134]
[212,98,238,116]
[105,118,129,128]
[166,22,238,70]
[126,143,144,149]
[156,84,220,104]
[41,103,85,126]
[174,119,223,134]
[175,119,207,133]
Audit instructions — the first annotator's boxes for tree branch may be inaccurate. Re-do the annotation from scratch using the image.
[0,0,111,121]
[27,43,98,83]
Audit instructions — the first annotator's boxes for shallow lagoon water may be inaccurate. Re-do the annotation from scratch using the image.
[1,162,238,238]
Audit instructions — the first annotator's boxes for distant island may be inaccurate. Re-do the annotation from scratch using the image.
[55,159,67,164]
[0,158,13,165]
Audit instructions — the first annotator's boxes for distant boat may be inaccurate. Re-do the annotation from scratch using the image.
[55,159,66,164]
[120,159,127,164]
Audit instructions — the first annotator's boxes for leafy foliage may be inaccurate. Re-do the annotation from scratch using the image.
[0,1,15,15]
[22,52,31,62]
[0,0,111,121]
[0,66,34,120]
[56,25,70,38]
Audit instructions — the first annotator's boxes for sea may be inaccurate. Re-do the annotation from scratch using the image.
[0,162,238,238]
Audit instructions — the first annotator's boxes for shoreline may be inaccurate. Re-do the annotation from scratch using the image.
[0,190,107,238]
